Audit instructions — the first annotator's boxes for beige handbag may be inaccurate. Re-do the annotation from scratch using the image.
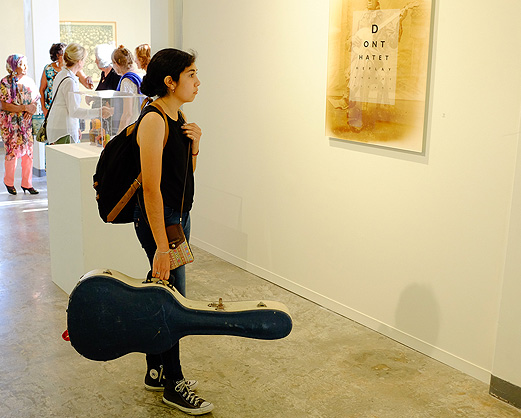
[166,223,194,269]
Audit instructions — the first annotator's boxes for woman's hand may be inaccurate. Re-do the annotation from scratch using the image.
[22,103,37,122]
[78,71,94,90]
[101,105,114,119]
[24,103,37,115]
[182,122,202,151]
[152,250,171,283]
[85,76,94,89]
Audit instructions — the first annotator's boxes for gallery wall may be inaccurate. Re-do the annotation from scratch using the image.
[182,0,521,384]
[493,125,521,387]
[0,1,150,85]
[59,0,151,61]
[0,5,26,76]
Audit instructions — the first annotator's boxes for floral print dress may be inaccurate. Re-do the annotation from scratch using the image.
[43,63,59,111]
[0,75,39,160]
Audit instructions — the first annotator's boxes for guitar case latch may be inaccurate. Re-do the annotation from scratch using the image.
[208,298,225,311]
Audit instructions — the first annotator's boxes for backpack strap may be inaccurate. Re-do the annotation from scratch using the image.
[105,101,169,223]
[148,102,170,148]
[41,75,72,127]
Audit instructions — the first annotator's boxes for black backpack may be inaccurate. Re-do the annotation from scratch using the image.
[93,101,169,224]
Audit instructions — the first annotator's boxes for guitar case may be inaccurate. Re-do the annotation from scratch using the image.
[66,269,292,361]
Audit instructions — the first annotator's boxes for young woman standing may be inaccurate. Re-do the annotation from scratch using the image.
[133,49,211,415]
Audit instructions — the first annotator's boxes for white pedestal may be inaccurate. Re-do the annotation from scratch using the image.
[46,143,149,295]
[33,140,46,177]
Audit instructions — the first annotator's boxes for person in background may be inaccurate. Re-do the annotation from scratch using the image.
[0,55,40,195]
[135,43,151,73]
[39,43,94,117]
[94,44,121,91]
[112,45,142,132]
[46,43,112,144]
[87,44,121,137]
[39,43,65,116]
[133,48,210,415]
[112,45,142,94]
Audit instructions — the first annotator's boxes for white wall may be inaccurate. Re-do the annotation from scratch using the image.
[59,0,151,54]
[24,0,61,86]
[0,0,151,87]
[0,3,26,74]
[493,124,521,386]
[150,0,183,53]
[182,0,521,383]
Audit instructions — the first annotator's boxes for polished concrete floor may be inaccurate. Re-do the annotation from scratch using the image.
[1,164,520,417]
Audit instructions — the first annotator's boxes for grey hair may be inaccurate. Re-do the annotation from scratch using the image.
[95,44,114,68]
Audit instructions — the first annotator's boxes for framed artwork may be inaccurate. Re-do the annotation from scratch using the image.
[60,21,117,82]
[325,0,434,153]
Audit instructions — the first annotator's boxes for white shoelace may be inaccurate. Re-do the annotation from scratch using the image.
[175,380,203,406]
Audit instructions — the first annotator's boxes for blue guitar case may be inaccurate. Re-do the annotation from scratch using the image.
[66,269,292,361]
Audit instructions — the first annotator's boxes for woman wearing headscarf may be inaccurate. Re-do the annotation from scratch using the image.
[0,55,39,195]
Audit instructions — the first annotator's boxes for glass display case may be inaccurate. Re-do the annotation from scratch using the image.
[71,90,145,147]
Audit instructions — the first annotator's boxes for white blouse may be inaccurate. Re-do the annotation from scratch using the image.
[46,68,98,144]
[119,78,139,94]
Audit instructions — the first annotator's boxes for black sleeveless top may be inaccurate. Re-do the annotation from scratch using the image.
[133,105,194,213]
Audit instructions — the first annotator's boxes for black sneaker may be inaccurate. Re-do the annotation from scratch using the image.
[144,366,199,391]
[163,379,214,415]
[144,365,166,391]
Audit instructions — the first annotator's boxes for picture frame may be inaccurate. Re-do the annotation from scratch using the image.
[325,0,434,153]
[60,21,117,82]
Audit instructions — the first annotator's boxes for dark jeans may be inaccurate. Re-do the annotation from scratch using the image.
[133,202,191,382]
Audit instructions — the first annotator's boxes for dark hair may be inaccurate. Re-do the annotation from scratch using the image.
[140,48,196,98]
[49,43,66,61]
